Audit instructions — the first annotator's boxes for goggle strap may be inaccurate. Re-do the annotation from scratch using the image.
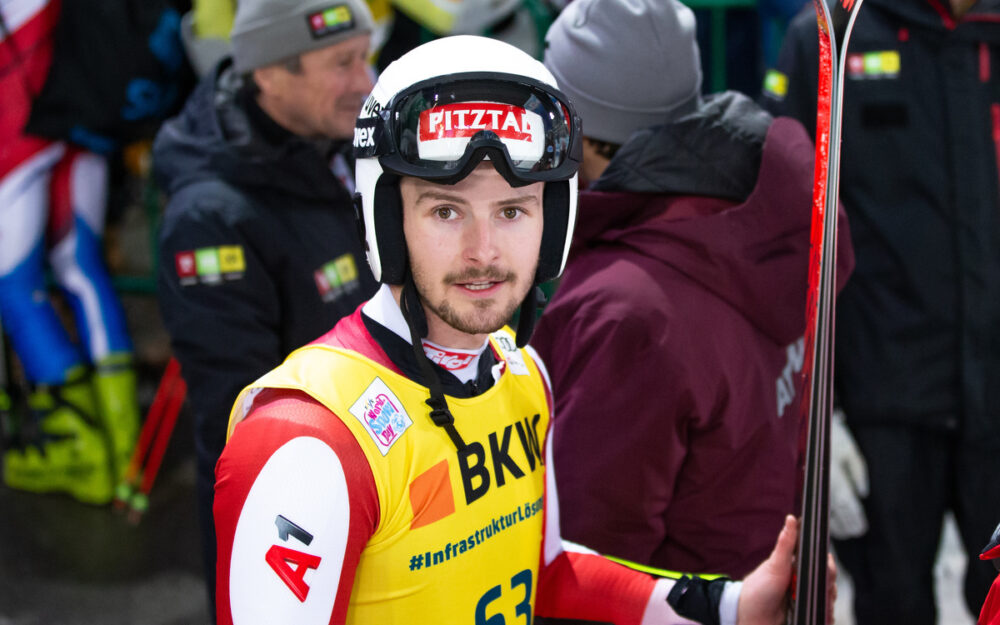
[401,275,467,451]
[353,115,387,159]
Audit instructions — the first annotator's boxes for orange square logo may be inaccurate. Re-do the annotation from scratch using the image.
[408,460,455,529]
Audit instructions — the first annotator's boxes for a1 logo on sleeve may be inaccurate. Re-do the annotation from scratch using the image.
[229,437,350,624]
[265,515,321,602]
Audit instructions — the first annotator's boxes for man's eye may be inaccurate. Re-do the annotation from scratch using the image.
[334,54,356,68]
[502,207,521,219]
[435,207,455,219]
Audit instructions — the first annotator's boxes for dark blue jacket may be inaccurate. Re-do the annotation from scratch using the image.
[153,60,378,495]
[763,0,1000,445]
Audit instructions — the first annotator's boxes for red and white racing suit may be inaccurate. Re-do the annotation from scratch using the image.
[213,286,742,624]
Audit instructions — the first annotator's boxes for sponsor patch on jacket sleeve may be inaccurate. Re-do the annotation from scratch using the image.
[763,69,788,99]
[349,377,413,455]
[174,245,246,286]
[314,253,362,303]
[847,50,900,79]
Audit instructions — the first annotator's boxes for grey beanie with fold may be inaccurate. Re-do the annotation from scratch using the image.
[231,0,374,73]
[544,0,703,145]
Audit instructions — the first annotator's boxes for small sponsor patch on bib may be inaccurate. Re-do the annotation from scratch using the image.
[349,378,412,455]
[491,331,529,376]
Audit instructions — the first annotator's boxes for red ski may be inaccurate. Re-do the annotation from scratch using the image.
[793,1,865,623]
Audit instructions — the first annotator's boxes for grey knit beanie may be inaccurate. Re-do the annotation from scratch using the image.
[231,0,374,73]
[543,0,703,144]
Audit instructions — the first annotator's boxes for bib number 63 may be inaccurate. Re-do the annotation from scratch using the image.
[475,569,533,625]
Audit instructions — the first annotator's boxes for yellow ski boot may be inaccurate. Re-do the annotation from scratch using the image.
[91,353,141,483]
[3,368,115,505]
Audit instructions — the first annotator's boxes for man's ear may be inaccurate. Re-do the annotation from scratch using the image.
[251,66,276,96]
[579,136,612,187]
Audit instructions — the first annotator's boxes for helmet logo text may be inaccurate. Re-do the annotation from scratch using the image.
[420,103,533,142]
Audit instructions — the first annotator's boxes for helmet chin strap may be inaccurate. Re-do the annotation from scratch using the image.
[400,273,467,451]
[398,271,544,447]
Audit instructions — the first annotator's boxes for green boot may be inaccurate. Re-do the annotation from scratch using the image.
[91,353,141,482]
[3,369,115,505]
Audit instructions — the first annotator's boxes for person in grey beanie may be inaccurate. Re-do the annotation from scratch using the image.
[531,0,856,581]
[152,0,379,614]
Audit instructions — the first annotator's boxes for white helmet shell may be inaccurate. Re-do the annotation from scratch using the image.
[354,35,579,285]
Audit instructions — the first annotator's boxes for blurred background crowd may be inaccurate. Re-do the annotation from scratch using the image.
[2,0,998,623]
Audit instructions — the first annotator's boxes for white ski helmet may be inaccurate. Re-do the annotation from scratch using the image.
[353,35,582,286]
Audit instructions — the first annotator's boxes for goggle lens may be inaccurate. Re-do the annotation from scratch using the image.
[382,78,578,180]
[414,102,547,167]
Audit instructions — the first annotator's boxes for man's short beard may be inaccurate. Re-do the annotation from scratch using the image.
[429,295,522,335]
[415,265,532,335]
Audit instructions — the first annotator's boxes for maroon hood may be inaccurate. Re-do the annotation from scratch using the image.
[569,116,853,345]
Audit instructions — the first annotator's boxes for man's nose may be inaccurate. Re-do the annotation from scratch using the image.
[463,217,500,265]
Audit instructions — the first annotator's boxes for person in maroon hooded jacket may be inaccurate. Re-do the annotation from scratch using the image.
[531,0,855,580]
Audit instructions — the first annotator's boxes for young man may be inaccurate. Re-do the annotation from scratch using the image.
[154,0,379,612]
[213,35,833,624]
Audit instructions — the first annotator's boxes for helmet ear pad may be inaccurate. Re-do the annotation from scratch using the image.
[373,173,409,285]
[536,180,571,285]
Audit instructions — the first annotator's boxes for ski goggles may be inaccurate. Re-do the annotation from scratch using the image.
[354,72,583,184]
